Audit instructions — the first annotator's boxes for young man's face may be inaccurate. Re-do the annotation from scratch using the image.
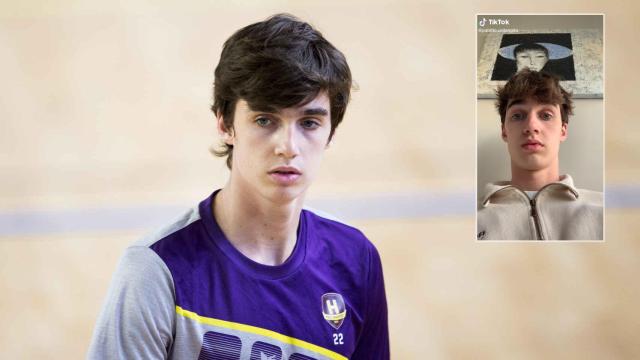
[515,49,548,72]
[219,93,332,203]
[501,97,567,173]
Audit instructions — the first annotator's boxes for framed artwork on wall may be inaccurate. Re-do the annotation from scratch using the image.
[478,29,603,98]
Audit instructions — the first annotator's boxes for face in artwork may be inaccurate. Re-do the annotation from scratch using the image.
[515,49,549,72]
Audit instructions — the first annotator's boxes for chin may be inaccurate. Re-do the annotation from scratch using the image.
[263,185,307,204]
[517,159,549,172]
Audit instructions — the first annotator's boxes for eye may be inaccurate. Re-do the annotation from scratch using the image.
[540,112,553,121]
[300,118,320,130]
[510,112,525,121]
[255,116,272,127]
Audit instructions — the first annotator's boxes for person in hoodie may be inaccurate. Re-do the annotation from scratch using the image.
[478,69,602,240]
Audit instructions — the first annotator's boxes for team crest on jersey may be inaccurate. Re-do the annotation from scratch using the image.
[321,293,346,330]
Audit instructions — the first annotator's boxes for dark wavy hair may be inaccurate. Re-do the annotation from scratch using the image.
[211,14,353,169]
[496,69,573,125]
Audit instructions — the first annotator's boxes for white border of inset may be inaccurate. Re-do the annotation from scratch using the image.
[475,13,605,243]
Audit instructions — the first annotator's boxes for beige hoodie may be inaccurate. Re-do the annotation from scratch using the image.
[477,175,603,240]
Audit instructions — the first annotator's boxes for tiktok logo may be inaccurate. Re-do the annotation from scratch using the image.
[479,17,510,27]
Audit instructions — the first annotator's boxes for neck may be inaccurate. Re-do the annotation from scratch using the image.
[213,180,304,266]
[510,161,560,191]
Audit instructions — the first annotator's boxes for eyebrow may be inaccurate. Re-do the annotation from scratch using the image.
[507,99,558,111]
[506,99,525,109]
[247,104,278,113]
[302,107,329,116]
[247,105,329,117]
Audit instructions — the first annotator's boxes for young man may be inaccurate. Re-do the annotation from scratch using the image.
[477,69,603,240]
[88,14,389,359]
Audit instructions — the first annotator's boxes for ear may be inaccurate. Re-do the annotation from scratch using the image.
[560,122,568,142]
[216,113,234,145]
[501,124,508,143]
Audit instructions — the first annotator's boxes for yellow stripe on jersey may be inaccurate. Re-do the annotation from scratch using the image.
[175,306,348,360]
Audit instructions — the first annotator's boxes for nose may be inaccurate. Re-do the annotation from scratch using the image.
[274,123,300,159]
[522,113,540,135]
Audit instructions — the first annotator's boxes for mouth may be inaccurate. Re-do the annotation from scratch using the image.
[268,166,302,185]
[269,166,301,175]
[521,140,544,152]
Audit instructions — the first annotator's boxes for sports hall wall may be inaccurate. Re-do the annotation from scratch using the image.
[1,1,639,358]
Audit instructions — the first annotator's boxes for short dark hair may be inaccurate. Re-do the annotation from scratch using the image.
[211,13,353,169]
[495,69,573,125]
[514,42,549,58]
